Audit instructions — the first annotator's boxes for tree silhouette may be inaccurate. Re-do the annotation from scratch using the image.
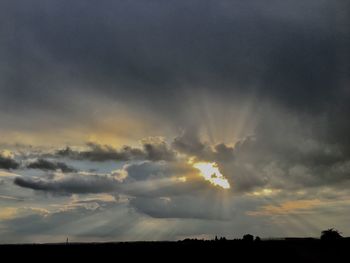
[243,234,254,242]
[320,228,343,240]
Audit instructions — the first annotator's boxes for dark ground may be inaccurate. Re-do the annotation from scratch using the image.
[1,238,349,262]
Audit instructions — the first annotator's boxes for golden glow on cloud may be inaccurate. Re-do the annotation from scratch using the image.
[249,188,281,197]
[247,199,323,216]
[0,171,18,177]
[0,150,14,158]
[0,207,17,220]
[172,176,187,182]
[191,161,230,189]
[0,94,171,147]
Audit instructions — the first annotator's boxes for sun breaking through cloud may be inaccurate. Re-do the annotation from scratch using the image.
[192,161,230,189]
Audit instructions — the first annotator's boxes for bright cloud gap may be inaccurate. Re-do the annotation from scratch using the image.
[192,161,230,189]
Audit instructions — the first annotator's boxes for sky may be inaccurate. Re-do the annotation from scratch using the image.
[0,0,349,243]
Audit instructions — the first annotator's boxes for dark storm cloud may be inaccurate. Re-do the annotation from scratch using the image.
[142,139,177,161]
[219,112,350,192]
[55,143,144,162]
[172,130,234,162]
[55,140,176,162]
[0,154,20,170]
[26,158,77,173]
[172,129,211,159]
[0,0,347,118]
[14,173,121,194]
[170,118,350,193]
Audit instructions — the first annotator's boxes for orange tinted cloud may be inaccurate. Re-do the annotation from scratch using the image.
[247,199,323,216]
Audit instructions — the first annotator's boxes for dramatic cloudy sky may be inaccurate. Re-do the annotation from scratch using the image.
[0,0,349,243]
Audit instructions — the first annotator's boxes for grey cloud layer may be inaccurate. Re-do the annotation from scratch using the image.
[130,195,233,220]
[0,0,348,123]
[10,120,350,196]
[12,160,208,198]
[14,172,121,194]
[55,140,176,162]
[0,153,20,170]
[26,158,77,173]
[172,130,235,161]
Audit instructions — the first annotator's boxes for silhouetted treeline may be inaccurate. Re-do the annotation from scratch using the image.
[2,238,350,262]
[1,229,348,262]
